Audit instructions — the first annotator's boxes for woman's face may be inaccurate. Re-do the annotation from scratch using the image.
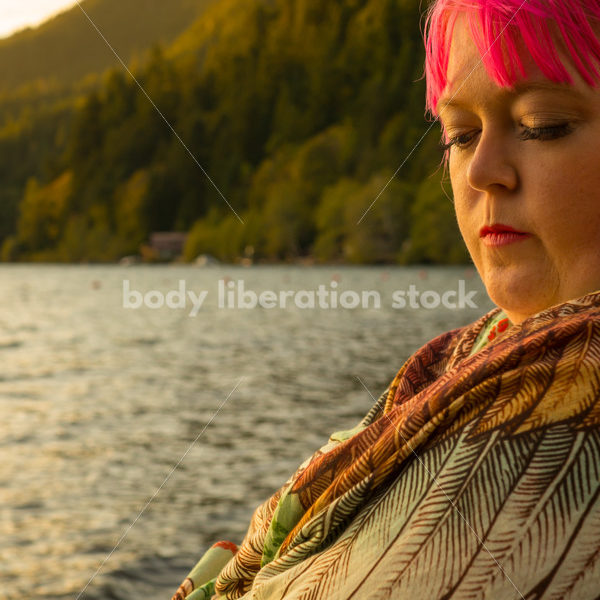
[438,18,600,324]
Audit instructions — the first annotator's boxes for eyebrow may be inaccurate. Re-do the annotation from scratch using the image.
[437,79,587,112]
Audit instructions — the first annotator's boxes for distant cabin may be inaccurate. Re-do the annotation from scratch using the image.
[148,232,188,261]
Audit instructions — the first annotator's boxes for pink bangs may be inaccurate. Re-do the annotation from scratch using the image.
[423,0,600,117]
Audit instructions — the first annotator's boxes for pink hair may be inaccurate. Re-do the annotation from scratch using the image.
[423,0,600,118]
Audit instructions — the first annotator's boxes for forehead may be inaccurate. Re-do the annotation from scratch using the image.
[438,16,593,112]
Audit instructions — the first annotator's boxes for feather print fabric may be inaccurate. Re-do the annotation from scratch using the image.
[173,292,600,600]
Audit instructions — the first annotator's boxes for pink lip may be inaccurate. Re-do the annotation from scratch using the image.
[479,224,531,247]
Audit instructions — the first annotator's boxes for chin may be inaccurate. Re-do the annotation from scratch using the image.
[482,268,558,324]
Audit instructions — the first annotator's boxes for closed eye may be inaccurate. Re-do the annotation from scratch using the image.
[439,131,477,152]
[439,123,574,152]
[517,123,574,141]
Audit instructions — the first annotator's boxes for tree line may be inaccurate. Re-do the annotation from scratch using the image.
[0,0,469,264]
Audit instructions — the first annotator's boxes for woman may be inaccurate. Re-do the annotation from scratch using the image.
[172,1,600,598]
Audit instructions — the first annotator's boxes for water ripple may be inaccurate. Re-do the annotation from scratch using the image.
[0,265,492,599]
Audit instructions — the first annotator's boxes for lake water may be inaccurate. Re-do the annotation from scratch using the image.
[0,264,494,599]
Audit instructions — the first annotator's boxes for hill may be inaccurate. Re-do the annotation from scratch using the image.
[0,0,468,265]
[0,0,216,92]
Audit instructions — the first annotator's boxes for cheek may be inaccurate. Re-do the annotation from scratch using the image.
[532,157,600,255]
[449,161,479,248]
[453,202,472,242]
[451,197,484,274]
[547,204,600,258]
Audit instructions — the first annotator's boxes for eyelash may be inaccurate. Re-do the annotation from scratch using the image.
[439,123,574,152]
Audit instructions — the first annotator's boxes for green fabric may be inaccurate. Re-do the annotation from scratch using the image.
[171,543,237,600]
[185,579,216,600]
[468,309,509,356]
[188,545,235,588]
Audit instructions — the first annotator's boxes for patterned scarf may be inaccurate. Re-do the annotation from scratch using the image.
[173,291,600,599]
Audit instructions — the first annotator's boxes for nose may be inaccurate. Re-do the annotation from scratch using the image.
[466,128,519,193]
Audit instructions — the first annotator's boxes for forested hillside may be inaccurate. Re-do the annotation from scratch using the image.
[0,0,216,91]
[0,0,468,264]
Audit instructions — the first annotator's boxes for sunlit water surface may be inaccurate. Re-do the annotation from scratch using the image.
[0,265,493,599]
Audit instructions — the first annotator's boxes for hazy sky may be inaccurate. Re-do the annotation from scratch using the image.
[0,0,78,39]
